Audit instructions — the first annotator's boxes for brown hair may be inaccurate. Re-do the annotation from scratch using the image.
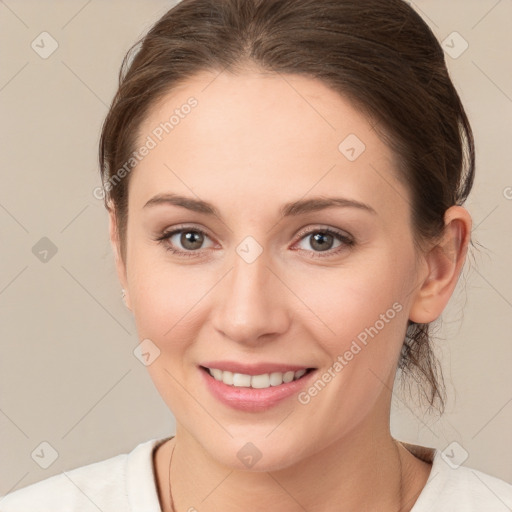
[99,0,475,414]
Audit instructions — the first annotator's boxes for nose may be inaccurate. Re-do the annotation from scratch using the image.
[211,247,291,347]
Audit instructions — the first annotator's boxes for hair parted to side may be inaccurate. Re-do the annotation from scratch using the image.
[99,0,475,415]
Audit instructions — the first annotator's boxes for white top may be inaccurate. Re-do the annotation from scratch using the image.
[1,437,511,511]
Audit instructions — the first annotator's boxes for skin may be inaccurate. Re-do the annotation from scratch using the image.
[109,69,472,511]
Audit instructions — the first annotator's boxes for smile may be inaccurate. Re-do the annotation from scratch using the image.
[203,366,313,389]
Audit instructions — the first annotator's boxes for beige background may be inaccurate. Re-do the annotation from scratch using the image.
[0,0,511,497]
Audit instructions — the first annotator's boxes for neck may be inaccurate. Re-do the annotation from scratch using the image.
[156,417,430,512]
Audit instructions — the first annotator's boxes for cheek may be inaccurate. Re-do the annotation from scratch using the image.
[297,251,410,356]
[293,252,414,419]
[125,232,203,344]
[290,254,412,437]
[128,260,205,345]
[125,247,210,412]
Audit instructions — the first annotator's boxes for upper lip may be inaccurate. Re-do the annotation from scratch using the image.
[200,361,314,375]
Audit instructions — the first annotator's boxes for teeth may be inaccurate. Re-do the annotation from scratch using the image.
[207,367,309,389]
[283,371,295,383]
[294,369,307,379]
[251,373,270,389]
[233,373,251,387]
[269,372,283,386]
[211,368,223,381]
[222,370,234,385]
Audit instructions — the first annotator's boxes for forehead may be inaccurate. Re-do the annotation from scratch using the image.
[130,70,406,217]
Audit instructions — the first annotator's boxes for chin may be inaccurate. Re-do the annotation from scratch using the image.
[198,432,308,473]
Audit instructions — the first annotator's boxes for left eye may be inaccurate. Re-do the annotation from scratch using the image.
[294,228,354,255]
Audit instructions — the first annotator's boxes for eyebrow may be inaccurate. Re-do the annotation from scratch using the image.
[143,193,377,218]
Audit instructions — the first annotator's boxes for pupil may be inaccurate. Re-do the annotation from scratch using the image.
[312,233,332,252]
[182,231,203,249]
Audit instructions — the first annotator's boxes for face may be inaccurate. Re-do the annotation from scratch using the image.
[115,70,429,470]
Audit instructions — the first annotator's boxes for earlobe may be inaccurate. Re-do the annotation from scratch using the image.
[409,206,472,324]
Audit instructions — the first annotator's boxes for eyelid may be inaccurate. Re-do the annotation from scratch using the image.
[157,223,212,238]
[294,224,353,244]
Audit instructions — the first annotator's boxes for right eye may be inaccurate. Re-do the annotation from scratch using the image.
[155,225,216,257]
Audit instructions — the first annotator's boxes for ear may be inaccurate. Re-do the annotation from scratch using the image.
[409,205,472,324]
[109,207,131,310]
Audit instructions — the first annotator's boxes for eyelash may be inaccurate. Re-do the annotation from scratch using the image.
[154,224,355,259]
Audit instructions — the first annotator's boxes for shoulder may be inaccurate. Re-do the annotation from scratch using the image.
[407,443,512,511]
[0,437,168,512]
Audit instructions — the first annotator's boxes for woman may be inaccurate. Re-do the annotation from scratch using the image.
[2,0,511,510]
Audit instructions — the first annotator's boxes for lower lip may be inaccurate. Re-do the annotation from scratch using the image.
[199,367,316,412]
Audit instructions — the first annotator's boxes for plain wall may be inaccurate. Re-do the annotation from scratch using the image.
[0,0,511,495]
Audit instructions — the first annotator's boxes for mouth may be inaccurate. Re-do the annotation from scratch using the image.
[200,365,316,389]
[198,360,318,411]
